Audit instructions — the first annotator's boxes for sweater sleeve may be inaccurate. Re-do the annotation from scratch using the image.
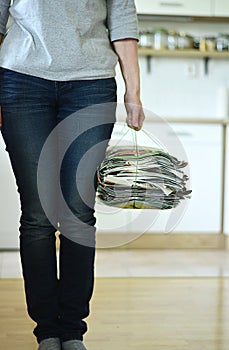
[0,0,10,34]
[106,0,139,42]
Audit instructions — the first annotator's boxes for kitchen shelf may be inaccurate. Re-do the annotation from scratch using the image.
[137,14,229,23]
[138,48,229,74]
[138,48,229,59]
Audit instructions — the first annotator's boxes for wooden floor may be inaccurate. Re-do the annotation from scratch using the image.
[1,278,229,350]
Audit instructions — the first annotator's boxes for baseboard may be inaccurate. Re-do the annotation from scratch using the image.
[96,233,226,249]
[56,232,226,249]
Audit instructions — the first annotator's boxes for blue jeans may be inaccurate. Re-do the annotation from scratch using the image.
[0,68,117,342]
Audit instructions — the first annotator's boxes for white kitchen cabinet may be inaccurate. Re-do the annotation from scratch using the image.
[224,126,229,235]
[126,122,223,234]
[0,136,20,249]
[213,0,229,17]
[135,0,213,17]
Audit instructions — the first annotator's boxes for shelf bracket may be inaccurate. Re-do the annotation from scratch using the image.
[204,57,210,75]
[146,55,151,74]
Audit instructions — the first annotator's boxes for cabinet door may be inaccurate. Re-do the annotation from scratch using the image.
[135,0,212,16]
[0,136,20,249]
[214,0,229,17]
[127,122,223,234]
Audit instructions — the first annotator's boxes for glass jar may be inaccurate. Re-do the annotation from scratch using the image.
[167,31,179,50]
[154,28,168,50]
[199,37,206,52]
[138,31,154,48]
[177,32,193,49]
[216,34,229,51]
[205,36,216,52]
[193,36,200,50]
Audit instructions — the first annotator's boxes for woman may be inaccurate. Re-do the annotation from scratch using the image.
[0,1,145,349]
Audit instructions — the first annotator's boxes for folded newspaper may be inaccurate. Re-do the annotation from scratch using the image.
[97,146,191,209]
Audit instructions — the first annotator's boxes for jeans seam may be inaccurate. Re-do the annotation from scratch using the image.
[55,81,59,104]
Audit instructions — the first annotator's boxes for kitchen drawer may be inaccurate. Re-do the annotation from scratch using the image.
[135,0,212,17]
[0,136,20,249]
[213,0,229,17]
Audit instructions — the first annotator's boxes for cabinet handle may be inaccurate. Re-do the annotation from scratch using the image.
[159,2,184,7]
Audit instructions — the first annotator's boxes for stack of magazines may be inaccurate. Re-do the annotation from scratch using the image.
[97,146,191,209]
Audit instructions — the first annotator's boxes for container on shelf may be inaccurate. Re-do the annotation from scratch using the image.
[177,32,193,50]
[193,36,200,50]
[216,34,229,51]
[167,31,179,50]
[205,36,216,52]
[154,28,168,50]
[139,31,154,48]
[199,37,207,52]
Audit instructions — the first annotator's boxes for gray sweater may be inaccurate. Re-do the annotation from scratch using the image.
[0,0,138,81]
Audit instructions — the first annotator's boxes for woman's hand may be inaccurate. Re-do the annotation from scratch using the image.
[124,91,145,131]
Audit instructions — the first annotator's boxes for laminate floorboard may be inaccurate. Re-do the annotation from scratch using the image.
[1,278,229,349]
[2,249,229,278]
